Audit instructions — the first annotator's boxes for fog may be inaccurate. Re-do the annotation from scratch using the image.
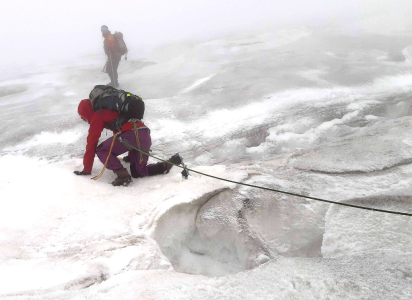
[1,0,411,71]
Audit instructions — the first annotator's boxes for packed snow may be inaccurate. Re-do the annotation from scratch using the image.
[1,26,412,299]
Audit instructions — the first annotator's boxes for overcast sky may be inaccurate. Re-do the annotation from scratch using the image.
[1,0,411,69]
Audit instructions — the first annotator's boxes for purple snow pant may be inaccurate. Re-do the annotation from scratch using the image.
[96,129,164,178]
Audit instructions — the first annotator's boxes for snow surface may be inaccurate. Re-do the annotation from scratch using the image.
[1,27,412,299]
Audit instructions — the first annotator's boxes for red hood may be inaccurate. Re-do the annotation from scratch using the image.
[78,99,93,123]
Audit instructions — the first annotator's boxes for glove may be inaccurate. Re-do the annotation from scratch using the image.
[74,171,91,175]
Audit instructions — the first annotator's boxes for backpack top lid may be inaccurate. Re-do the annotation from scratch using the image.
[88,85,144,121]
[114,31,123,38]
[89,85,124,112]
[89,85,108,103]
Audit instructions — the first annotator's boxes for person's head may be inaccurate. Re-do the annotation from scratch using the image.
[101,25,110,38]
[78,99,93,124]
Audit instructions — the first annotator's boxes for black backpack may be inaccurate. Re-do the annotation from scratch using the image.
[89,85,145,131]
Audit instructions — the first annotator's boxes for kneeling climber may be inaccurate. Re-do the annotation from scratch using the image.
[74,85,182,186]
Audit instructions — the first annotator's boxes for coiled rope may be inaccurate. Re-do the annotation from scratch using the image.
[118,137,412,217]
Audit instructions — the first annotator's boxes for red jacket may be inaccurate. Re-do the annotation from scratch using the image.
[78,99,145,173]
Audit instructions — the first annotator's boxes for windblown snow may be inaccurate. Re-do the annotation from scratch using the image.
[1,27,412,299]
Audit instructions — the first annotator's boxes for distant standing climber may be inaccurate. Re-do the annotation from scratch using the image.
[101,25,123,88]
[74,98,182,186]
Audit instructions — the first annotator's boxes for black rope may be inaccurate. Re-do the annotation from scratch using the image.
[118,137,412,217]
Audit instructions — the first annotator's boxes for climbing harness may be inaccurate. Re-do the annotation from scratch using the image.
[92,122,147,180]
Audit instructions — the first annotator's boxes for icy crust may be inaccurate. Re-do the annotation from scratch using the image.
[238,177,326,257]
[143,166,249,277]
[291,117,412,173]
[147,76,412,167]
[149,189,246,276]
[0,234,172,294]
[194,188,275,272]
[4,255,412,300]
[2,30,412,299]
[147,172,328,277]
[322,195,412,258]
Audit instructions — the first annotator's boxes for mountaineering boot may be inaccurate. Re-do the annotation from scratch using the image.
[112,167,132,186]
[147,162,167,176]
[165,153,182,174]
[114,81,120,88]
[106,81,115,87]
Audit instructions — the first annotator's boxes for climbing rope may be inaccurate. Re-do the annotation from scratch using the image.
[132,122,144,164]
[117,137,412,217]
[92,132,120,180]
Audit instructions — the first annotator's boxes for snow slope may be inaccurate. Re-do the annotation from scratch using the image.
[1,28,412,299]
